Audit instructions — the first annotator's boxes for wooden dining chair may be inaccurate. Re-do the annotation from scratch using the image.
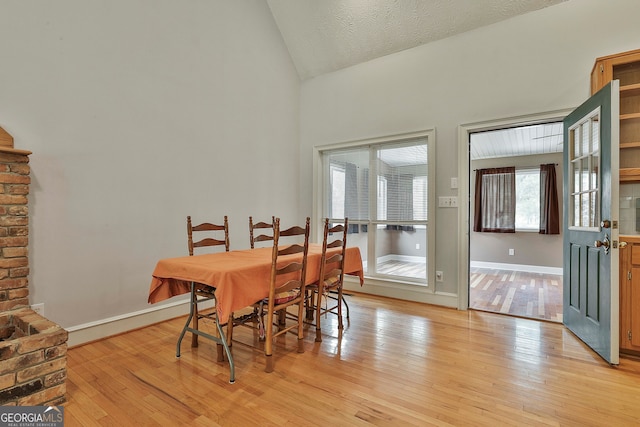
[226,216,276,340]
[260,217,310,373]
[177,216,234,380]
[249,216,275,248]
[306,218,349,342]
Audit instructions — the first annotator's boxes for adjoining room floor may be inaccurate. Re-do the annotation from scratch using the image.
[469,267,563,322]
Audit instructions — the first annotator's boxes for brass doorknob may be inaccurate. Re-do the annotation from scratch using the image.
[620,241,628,248]
[595,239,610,248]
[601,220,611,228]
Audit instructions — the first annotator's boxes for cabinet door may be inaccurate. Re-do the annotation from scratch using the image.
[626,244,640,351]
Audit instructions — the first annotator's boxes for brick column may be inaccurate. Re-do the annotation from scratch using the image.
[0,150,30,311]
[0,126,68,406]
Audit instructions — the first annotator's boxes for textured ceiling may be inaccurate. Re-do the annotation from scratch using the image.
[267,0,566,80]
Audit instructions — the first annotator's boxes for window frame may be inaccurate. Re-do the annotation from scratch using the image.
[312,129,436,292]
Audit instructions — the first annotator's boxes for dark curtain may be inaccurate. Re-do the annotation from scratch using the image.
[473,167,516,233]
[539,163,560,234]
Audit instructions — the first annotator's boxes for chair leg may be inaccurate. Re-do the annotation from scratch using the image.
[305,289,315,321]
[226,313,234,345]
[315,289,322,342]
[297,299,305,353]
[264,308,274,373]
[337,287,344,330]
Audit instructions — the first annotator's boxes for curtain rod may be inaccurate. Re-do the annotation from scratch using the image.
[473,163,558,171]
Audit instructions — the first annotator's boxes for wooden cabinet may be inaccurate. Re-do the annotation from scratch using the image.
[619,238,640,354]
[593,49,640,355]
[591,49,640,181]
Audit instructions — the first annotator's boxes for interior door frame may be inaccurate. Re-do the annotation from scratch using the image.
[456,109,574,310]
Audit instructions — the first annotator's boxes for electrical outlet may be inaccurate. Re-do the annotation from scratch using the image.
[436,271,444,282]
[509,248,515,256]
[438,196,458,208]
[31,303,44,316]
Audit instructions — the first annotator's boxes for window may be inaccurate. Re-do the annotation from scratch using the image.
[515,169,540,231]
[320,135,433,284]
[474,165,559,234]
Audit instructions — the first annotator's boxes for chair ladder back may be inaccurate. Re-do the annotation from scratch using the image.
[319,218,348,284]
[249,216,275,248]
[263,216,310,372]
[187,215,230,255]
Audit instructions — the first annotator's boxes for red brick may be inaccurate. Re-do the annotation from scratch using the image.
[0,194,27,204]
[0,299,28,311]
[17,383,65,406]
[7,206,27,216]
[0,257,28,268]
[8,226,28,236]
[45,344,67,361]
[0,217,28,226]
[0,237,28,247]
[0,341,17,360]
[16,358,66,382]
[0,174,29,185]
[9,164,29,175]
[0,372,14,389]
[6,185,28,195]
[3,247,27,258]
[9,267,29,277]
[0,278,27,289]
[44,370,66,387]
[0,351,44,375]
[18,329,67,354]
[8,288,28,299]
[0,153,29,164]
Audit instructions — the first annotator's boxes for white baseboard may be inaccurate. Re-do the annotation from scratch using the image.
[66,297,195,347]
[470,261,562,276]
[342,276,457,308]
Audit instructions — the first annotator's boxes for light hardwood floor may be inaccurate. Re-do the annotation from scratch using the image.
[63,293,640,426]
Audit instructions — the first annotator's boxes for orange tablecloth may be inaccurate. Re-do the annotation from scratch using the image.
[148,244,364,321]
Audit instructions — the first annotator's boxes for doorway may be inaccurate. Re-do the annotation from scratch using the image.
[457,111,572,320]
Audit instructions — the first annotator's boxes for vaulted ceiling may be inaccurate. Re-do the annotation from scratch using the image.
[267,0,567,81]
[267,0,569,158]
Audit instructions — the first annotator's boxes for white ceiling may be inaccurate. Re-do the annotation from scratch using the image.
[267,0,567,81]
[470,122,563,160]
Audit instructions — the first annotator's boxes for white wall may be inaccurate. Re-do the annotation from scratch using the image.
[299,0,640,302]
[0,0,300,338]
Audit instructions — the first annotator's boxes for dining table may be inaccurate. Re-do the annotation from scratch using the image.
[148,243,364,383]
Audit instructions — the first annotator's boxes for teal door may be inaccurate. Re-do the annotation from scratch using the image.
[563,80,620,364]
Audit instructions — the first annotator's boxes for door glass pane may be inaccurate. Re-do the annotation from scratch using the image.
[581,121,590,155]
[591,117,600,151]
[573,162,581,193]
[569,109,601,229]
[591,155,599,190]
[324,149,369,221]
[581,158,590,191]
[374,223,426,280]
[590,192,598,227]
